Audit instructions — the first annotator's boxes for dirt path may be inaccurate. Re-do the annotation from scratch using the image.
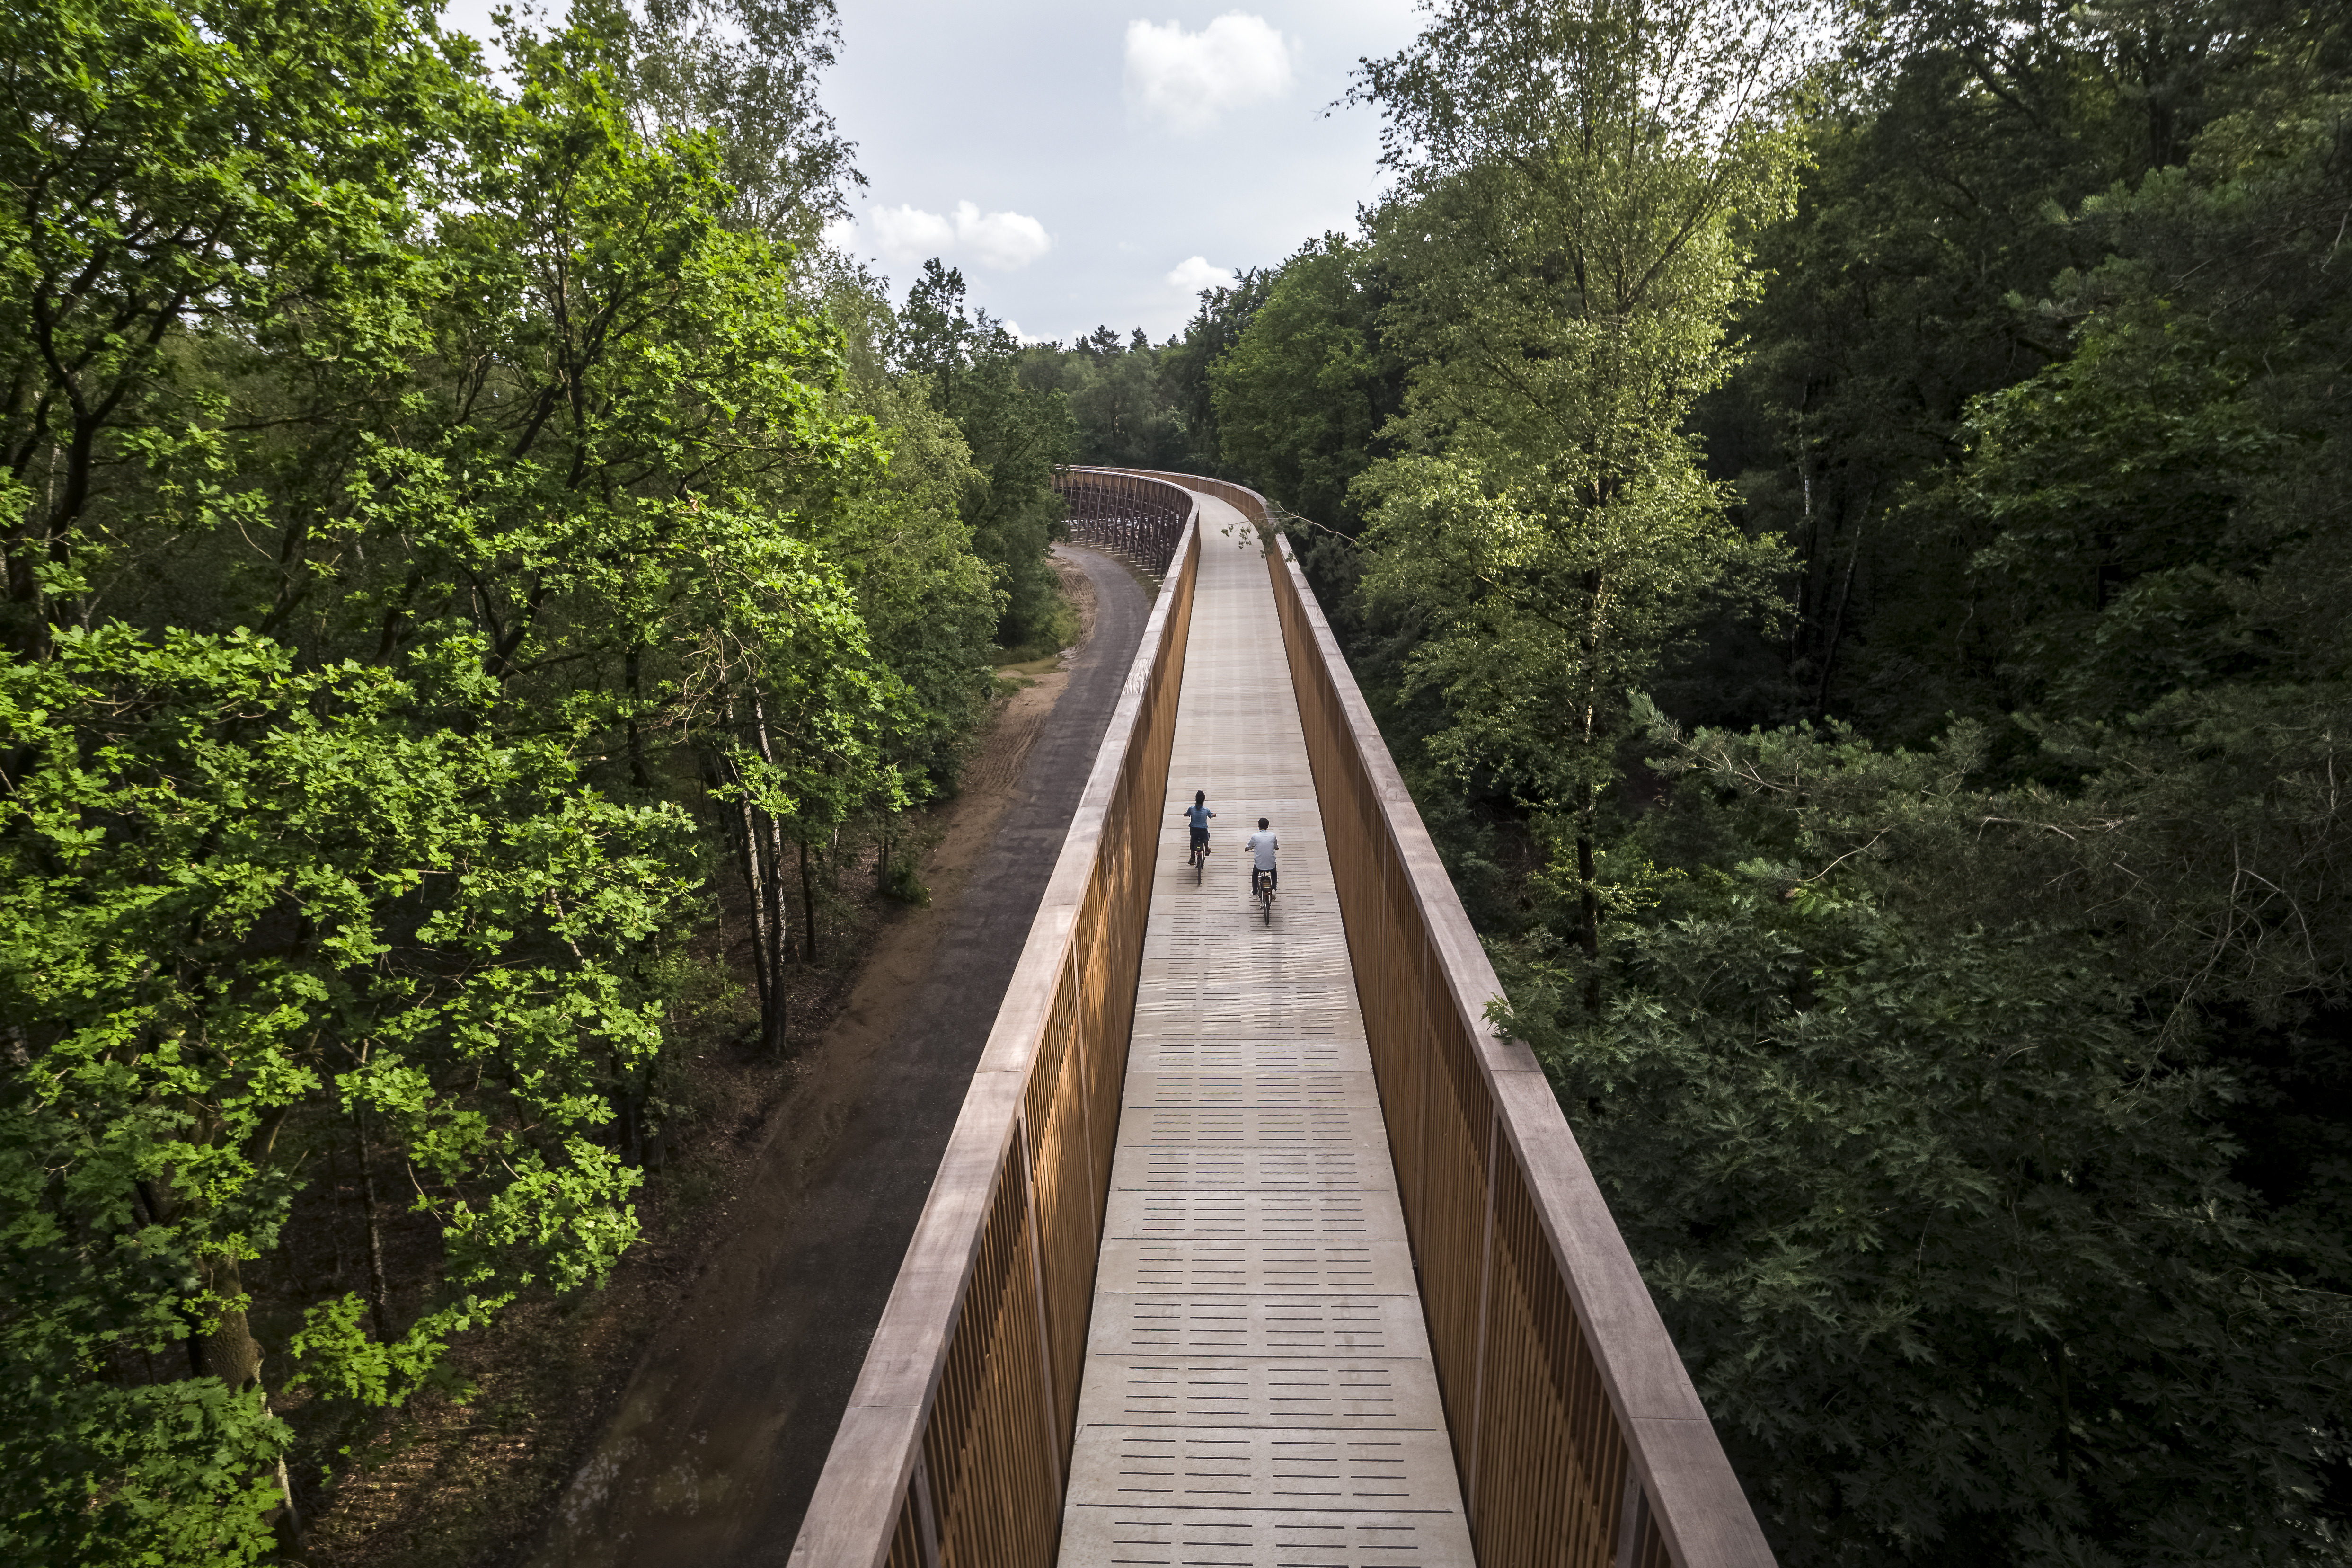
[522,546,1149,1568]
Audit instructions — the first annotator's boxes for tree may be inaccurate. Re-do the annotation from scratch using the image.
[0,0,467,662]
[1158,266,1273,476]
[1351,0,1806,1008]
[672,504,902,1042]
[0,1,935,1553]
[0,629,694,1564]
[603,0,863,241]
[824,368,1004,790]
[900,259,1074,648]
[1689,44,2121,732]
[1047,326,1187,468]
[1495,702,2352,1566]
[1210,233,1404,532]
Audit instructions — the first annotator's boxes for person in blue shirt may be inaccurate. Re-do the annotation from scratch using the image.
[1179,790,1215,865]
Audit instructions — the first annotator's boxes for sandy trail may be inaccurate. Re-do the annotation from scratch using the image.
[523,545,1149,1568]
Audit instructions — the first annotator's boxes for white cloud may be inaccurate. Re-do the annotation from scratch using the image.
[1124,14,1295,136]
[1166,255,1236,292]
[867,202,957,259]
[950,201,1053,271]
[860,200,1053,271]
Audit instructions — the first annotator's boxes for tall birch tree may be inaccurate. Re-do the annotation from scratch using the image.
[1352,0,1809,1007]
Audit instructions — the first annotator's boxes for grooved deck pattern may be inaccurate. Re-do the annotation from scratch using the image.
[1057,504,1474,1568]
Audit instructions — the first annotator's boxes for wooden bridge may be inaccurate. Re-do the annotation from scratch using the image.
[788,473,1773,1568]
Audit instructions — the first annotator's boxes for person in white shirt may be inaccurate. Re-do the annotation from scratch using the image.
[1244,817,1278,894]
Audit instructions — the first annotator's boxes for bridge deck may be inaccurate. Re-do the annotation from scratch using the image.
[1056,497,1475,1568]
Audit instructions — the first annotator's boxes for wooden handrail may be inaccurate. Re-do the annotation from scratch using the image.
[787,502,1201,1568]
[1125,467,1777,1568]
[789,466,1774,1568]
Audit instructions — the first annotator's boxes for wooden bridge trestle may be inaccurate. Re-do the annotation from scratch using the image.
[1058,467,1188,576]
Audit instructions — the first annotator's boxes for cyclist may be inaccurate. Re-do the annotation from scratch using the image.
[1244,817,1278,896]
[1179,791,1215,865]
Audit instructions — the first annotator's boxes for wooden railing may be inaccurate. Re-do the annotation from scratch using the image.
[1053,467,1188,576]
[1144,469,1777,1568]
[789,469,1774,1568]
[786,505,1200,1568]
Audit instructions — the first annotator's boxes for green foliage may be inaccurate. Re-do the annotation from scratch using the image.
[898,259,1076,647]
[1521,873,2350,1564]
[0,628,693,1553]
[1031,325,1191,469]
[1347,0,1805,1005]
[1496,706,2352,1564]
[1945,90,2352,727]
[2,1377,290,1568]
[825,370,1005,789]
[606,0,862,240]
[1158,268,1272,477]
[0,0,1013,1554]
[1209,233,1403,532]
[0,0,467,657]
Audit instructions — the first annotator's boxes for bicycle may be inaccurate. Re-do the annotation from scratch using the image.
[1254,865,1275,924]
[1189,837,1209,884]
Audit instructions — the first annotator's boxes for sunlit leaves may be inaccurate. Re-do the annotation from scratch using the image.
[0,632,695,1555]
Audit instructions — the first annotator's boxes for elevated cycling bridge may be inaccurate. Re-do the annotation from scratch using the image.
[789,473,1772,1568]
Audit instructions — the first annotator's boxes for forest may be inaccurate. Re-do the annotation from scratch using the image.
[6,0,2348,1563]
[1055,0,2351,1562]
[0,0,1079,1559]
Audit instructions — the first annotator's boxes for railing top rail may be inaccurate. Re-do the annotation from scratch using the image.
[1086,468,1774,1568]
[787,504,1199,1568]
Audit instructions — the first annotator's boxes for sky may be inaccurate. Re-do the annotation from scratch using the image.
[437,1,1426,345]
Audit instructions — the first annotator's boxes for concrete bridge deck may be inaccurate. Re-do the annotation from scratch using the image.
[791,470,1771,1568]
[1055,498,1475,1568]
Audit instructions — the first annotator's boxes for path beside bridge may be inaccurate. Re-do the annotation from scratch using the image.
[525,545,1150,1568]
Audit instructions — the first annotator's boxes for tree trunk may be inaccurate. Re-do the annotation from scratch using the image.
[798,836,819,964]
[753,792,791,1054]
[746,695,798,1043]
[194,1256,265,1390]
[355,1110,392,1346]
[737,789,776,1009]
[707,744,792,1055]
[193,1255,303,1551]
[1577,799,1602,1019]
[325,1142,348,1286]
[624,643,651,791]
[1813,486,1873,718]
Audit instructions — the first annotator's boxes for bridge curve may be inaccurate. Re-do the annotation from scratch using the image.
[788,474,1771,1568]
